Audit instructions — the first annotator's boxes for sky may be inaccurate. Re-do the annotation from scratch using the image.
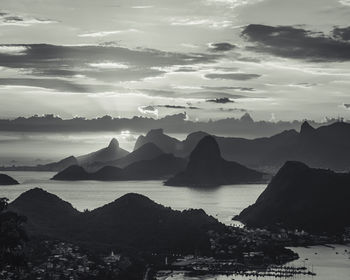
[0,0,350,121]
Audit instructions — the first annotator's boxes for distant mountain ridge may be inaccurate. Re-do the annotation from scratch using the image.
[235,161,350,233]
[2,121,350,174]
[135,121,350,172]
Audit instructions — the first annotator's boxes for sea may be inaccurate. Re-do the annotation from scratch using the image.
[1,171,349,280]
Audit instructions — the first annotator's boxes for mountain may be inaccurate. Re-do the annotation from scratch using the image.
[121,154,187,180]
[93,166,123,181]
[39,156,79,171]
[78,193,225,253]
[52,154,186,181]
[134,128,182,154]
[51,165,91,181]
[106,142,164,168]
[77,138,129,167]
[9,188,79,236]
[0,173,19,185]
[165,136,265,187]
[235,161,350,233]
[9,189,225,254]
[138,121,350,172]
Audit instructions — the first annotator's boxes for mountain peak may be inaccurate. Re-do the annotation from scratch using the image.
[146,128,164,137]
[190,135,221,161]
[240,113,254,122]
[108,138,119,149]
[300,121,315,135]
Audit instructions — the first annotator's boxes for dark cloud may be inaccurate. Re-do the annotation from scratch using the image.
[242,24,350,61]
[209,42,236,52]
[333,27,350,41]
[174,67,197,72]
[205,73,261,80]
[0,44,220,91]
[157,105,199,109]
[206,97,234,104]
[202,86,255,92]
[342,103,350,109]
[190,91,245,99]
[219,108,247,112]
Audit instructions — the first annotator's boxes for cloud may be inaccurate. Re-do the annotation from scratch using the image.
[202,86,255,91]
[341,103,350,109]
[0,45,27,55]
[209,42,236,52]
[242,24,350,61]
[78,29,138,38]
[157,105,199,109]
[333,26,350,41]
[0,43,219,91]
[171,18,233,29]
[0,78,111,93]
[219,107,247,112]
[0,11,55,26]
[205,73,261,80]
[206,97,234,104]
[138,105,159,117]
[88,62,129,69]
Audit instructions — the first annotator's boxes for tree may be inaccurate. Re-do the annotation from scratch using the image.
[0,197,28,267]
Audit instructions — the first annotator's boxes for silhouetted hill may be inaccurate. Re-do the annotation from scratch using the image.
[93,166,123,181]
[165,136,265,187]
[235,161,350,233]
[122,154,187,180]
[77,138,129,167]
[78,193,225,253]
[9,188,79,236]
[51,165,90,181]
[107,142,164,168]
[0,173,19,185]
[9,189,225,254]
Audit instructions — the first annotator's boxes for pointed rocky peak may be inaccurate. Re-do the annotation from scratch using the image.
[240,113,254,122]
[300,121,315,136]
[108,138,119,150]
[190,135,221,162]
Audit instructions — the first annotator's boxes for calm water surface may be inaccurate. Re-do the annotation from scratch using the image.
[1,171,349,280]
[1,171,266,225]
